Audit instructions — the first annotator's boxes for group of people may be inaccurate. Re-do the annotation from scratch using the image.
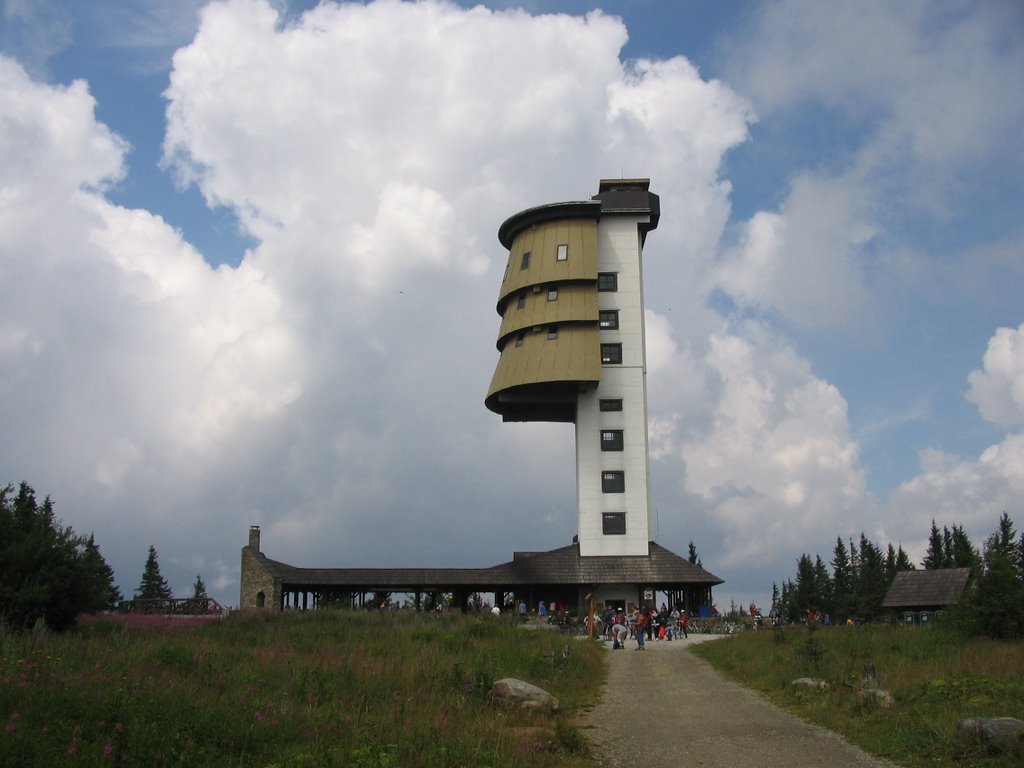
[601,604,690,650]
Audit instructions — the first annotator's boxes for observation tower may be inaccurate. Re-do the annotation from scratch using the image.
[486,179,660,557]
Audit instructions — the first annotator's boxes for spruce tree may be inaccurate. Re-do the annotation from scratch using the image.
[854,533,887,620]
[687,540,701,565]
[923,520,944,569]
[948,525,981,573]
[894,544,915,572]
[967,513,1024,639]
[82,534,123,609]
[191,573,208,601]
[830,536,853,620]
[0,482,114,631]
[136,545,173,601]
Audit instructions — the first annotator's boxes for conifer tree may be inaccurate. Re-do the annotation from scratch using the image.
[191,573,208,601]
[948,525,981,573]
[923,520,944,569]
[0,482,115,630]
[894,544,915,572]
[966,513,1024,639]
[853,533,887,621]
[136,545,173,601]
[83,534,123,609]
[687,540,701,566]
[830,536,853,620]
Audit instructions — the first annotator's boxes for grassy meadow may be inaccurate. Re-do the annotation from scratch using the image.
[692,623,1024,768]
[0,610,603,767]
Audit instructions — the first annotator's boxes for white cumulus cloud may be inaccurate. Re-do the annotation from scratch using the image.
[967,323,1024,428]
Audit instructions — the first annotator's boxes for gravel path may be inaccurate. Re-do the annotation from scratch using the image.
[579,634,897,767]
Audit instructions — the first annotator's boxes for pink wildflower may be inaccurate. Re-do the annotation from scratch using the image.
[104,739,115,756]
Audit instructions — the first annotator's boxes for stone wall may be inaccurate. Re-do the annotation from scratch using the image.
[239,526,280,610]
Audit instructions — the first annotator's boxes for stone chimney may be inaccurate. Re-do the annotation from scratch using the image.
[248,525,261,552]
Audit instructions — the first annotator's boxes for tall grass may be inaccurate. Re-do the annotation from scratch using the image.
[1,611,603,767]
[692,624,1024,768]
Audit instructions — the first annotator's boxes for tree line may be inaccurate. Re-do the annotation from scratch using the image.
[774,511,1024,638]
[1,481,209,632]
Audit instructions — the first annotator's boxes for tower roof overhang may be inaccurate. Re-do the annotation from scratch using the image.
[497,179,660,250]
[498,200,601,250]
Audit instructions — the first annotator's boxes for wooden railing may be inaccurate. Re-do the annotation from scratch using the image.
[117,597,224,615]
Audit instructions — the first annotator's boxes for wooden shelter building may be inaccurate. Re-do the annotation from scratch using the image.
[240,526,722,614]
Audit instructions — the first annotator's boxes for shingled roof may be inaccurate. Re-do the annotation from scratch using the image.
[483,541,723,586]
[881,568,971,609]
[250,540,722,592]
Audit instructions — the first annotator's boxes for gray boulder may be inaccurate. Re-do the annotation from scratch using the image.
[955,717,1023,749]
[856,687,895,709]
[491,677,562,713]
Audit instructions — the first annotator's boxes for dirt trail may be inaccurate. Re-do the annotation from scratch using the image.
[579,634,897,767]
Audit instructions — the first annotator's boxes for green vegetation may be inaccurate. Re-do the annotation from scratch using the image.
[135,544,173,601]
[0,610,602,767]
[693,624,1024,767]
[775,512,1024,637]
[0,482,121,632]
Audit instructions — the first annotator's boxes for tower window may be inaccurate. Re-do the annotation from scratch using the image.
[547,327,559,340]
[601,429,624,451]
[602,513,626,535]
[597,272,618,291]
[599,310,619,329]
[547,287,558,301]
[517,293,526,309]
[599,398,623,412]
[520,251,531,269]
[601,471,625,493]
[556,243,568,261]
[515,333,524,347]
[601,343,622,364]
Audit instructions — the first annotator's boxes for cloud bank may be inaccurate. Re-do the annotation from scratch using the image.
[1,0,1020,606]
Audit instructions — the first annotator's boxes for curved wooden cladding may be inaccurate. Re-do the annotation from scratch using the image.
[496,219,598,313]
[495,284,598,348]
[485,324,601,410]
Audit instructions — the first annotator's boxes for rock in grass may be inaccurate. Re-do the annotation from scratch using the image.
[856,687,895,709]
[790,677,829,691]
[491,678,561,713]
[955,717,1023,749]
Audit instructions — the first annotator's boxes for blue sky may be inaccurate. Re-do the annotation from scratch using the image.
[1,0,1022,610]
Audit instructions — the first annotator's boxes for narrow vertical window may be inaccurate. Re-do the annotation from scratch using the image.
[520,251,531,269]
[547,287,558,301]
[556,243,568,261]
[514,333,524,347]
[517,293,526,309]
[547,327,559,340]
